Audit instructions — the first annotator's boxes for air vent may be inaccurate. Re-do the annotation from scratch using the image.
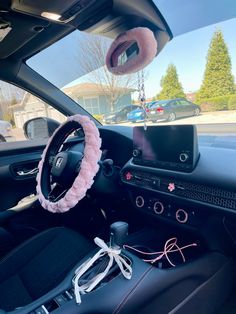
[121,169,236,210]
[160,178,236,210]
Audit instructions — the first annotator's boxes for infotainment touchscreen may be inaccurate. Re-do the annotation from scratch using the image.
[133,125,199,171]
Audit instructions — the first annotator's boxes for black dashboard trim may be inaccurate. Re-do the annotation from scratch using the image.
[122,178,236,216]
[123,145,236,192]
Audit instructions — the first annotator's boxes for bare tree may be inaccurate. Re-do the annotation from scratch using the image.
[0,82,24,121]
[78,35,139,112]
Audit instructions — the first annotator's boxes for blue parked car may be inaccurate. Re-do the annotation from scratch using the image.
[127,103,153,123]
[127,107,146,123]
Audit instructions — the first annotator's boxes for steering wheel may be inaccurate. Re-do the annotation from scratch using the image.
[36,114,102,213]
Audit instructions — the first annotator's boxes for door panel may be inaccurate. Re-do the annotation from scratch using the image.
[170,101,181,118]
[0,80,66,212]
[0,136,82,212]
[177,100,192,117]
[0,147,43,211]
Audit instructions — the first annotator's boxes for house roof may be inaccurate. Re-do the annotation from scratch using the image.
[11,82,135,110]
[186,92,196,101]
[63,83,135,98]
[9,92,45,109]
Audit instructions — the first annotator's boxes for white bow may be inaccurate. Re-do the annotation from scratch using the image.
[73,237,132,304]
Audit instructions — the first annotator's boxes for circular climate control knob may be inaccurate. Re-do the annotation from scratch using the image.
[133,149,142,157]
[176,209,188,224]
[135,196,145,208]
[153,201,164,215]
[179,153,189,163]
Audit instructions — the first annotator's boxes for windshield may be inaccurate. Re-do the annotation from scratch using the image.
[27,13,236,136]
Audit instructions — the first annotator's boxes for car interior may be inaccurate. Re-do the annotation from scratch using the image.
[0,1,236,314]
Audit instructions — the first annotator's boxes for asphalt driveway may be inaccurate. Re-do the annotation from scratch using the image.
[7,110,236,142]
[121,110,236,134]
[122,110,236,126]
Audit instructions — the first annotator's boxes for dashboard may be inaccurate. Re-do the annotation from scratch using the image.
[101,125,236,230]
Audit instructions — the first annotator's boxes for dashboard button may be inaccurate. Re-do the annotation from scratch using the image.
[54,294,67,306]
[176,209,188,224]
[153,201,164,215]
[152,179,160,188]
[135,196,145,208]
[133,149,142,157]
[179,153,189,163]
[35,306,48,314]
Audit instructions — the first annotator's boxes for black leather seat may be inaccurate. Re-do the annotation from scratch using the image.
[0,227,94,311]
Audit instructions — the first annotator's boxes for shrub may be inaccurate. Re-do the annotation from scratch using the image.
[199,102,214,112]
[3,112,15,126]
[209,96,229,111]
[93,114,104,123]
[228,95,236,110]
[198,95,232,112]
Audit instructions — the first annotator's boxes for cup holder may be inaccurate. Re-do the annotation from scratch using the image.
[123,228,206,269]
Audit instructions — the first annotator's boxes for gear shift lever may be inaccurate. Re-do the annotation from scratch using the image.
[110,221,129,249]
[73,221,132,304]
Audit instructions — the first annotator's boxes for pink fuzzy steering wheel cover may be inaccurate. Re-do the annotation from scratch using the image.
[106,27,158,75]
[36,114,102,213]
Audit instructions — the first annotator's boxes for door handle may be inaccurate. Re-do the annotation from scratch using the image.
[16,168,38,176]
[8,194,38,212]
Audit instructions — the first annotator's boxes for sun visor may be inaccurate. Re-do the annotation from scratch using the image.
[0,12,48,59]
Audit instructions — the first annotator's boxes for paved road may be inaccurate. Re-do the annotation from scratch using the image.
[118,110,236,135]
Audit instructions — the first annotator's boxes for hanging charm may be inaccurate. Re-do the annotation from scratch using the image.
[138,70,147,130]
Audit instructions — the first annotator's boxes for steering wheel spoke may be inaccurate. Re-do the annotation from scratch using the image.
[48,154,56,166]
[48,183,67,202]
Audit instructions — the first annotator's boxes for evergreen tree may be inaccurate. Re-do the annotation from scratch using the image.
[158,64,185,99]
[197,30,235,100]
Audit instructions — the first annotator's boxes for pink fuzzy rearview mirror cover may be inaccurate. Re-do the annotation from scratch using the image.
[106,27,158,75]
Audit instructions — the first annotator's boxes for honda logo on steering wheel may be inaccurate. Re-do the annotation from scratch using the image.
[55,157,63,168]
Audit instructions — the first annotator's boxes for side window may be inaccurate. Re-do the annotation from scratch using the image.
[122,107,129,113]
[0,81,66,144]
[170,101,177,107]
[177,100,189,106]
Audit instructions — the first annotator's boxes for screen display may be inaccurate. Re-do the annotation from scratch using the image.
[133,125,194,167]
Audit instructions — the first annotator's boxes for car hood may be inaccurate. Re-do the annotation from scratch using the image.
[104,113,117,119]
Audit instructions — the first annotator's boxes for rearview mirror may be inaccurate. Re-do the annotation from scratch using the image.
[117,42,139,66]
[106,27,158,75]
[23,117,60,140]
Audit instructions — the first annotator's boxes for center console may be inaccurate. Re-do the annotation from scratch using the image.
[13,222,235,314]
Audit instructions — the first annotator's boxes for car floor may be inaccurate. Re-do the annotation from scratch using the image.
[215,287,236,314]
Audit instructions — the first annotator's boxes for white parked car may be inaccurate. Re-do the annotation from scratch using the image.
[0,120,13,142]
